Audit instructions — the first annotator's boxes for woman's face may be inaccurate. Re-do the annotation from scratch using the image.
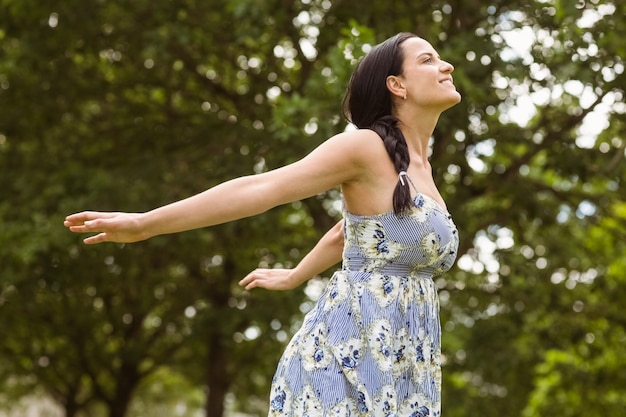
[396,37,461,110]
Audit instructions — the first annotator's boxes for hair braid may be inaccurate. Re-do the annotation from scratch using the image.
[370,116,413,214]
[342,32,418,214]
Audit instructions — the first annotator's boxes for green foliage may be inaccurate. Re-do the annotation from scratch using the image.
[0,0,624,417]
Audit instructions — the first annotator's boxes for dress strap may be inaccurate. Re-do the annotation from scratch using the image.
[398,171,419,193]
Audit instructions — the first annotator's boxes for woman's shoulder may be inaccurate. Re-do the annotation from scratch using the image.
[332,128,386,162]
[335,127,380,142]
[328,128,383,155]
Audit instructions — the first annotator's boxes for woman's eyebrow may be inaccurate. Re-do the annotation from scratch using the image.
[416,52,441,60]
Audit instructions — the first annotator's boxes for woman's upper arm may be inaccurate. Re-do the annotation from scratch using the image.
[253,129,377,206]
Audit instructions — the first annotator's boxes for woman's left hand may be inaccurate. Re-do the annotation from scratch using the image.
[239,268,300,291]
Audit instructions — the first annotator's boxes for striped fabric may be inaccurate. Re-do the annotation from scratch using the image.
[268,192,459,417]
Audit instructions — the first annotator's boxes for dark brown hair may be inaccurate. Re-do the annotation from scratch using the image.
[343,32,417,214]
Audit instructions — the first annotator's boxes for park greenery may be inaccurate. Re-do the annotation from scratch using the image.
[1,0,624,416]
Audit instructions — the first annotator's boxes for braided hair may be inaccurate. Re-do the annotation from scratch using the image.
[343,32,416,214]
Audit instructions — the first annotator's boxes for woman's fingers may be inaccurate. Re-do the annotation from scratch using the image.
[67,220,100,233]
[239,269,266,290]
[239,268,292,291]
[64,212,115,229]
[64,217,115,244]
[64,212,145,244]
[64,215,121,244]
[65,215,111,236]
[83,232,111,245]
[65,211,114,223]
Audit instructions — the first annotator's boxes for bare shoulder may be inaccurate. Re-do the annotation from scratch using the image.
[327,128,385,165]
[332,128,381,146]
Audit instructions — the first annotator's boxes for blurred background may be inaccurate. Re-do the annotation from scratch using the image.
[0,0,624,416]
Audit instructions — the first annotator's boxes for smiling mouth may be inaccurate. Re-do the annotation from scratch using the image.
[440,79,454,85]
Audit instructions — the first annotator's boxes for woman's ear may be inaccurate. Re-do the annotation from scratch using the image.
[386,75,406,100]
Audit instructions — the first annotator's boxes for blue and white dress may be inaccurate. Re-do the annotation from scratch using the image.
[268,184,459,416]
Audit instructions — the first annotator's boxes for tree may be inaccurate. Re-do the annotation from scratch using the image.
[0,0,336,415]
[1,0,624,416]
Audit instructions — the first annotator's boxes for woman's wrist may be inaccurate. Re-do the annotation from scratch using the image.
[134,211,155,241]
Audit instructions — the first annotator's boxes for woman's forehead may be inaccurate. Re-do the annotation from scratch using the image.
[402,37,437,57]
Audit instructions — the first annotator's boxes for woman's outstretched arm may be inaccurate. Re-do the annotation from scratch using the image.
[64,130,372,244]
[239,220,344,291]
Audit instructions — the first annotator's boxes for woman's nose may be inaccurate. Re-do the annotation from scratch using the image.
[441,61,454,72]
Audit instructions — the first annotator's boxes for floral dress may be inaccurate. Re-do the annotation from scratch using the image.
[268,187,459,417]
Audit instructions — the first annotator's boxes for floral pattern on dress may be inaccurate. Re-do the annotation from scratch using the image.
[266,187,458,416]
[367,273,400,308]
[368,319,394,372]
[329,399,358,416]
[411,195,434,223]
[351,220,404,272]
[398,393,435,417]
[322,271,350,312]
[268,377,292,416]
[392,327,412,378]
[332,337,365,384]
[301,322,332,371]
[372,385,399,417]
[292,385,323,416]
[413,337,433,386]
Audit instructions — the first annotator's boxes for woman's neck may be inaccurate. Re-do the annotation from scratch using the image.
[397,118,440,164]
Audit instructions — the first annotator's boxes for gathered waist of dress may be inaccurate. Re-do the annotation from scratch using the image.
[341,262,436,279]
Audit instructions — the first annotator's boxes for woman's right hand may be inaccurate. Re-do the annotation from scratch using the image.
[64,211,148,244]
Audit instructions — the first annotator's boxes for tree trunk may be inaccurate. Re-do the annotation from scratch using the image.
[107,363,139,417]
[204,258,235,417]
[63,400,79,417]
[205,330,229,417]
[59,384,83,417]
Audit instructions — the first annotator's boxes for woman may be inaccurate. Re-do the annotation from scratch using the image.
[65,32,460,416]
